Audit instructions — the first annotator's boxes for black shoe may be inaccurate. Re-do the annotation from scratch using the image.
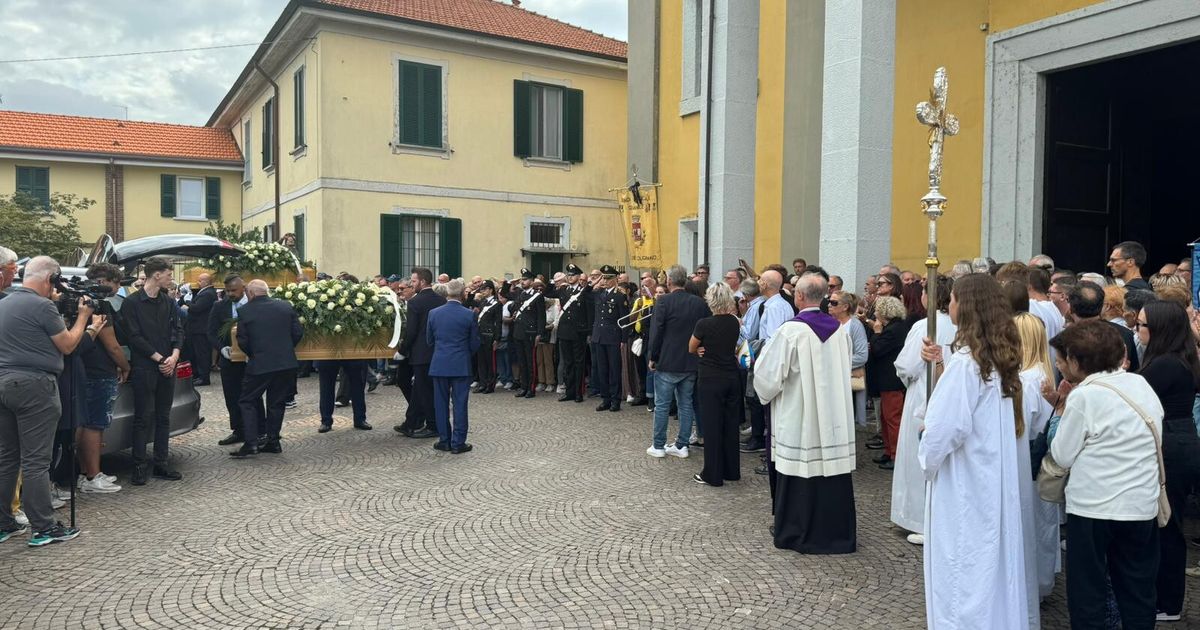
[433,441,451,452]
[587,392,601,398]
[354,422,373,431]
[260,440,282,454]
[596,403,611,412]
[152,466,182,481]
[230,443,258,458]
[630,397,648,407]
[367,381,379,393]
[872,454,891,465]
[131,464,148,486]
[334,400,347,408]
[609,404,621,412]
[483,386,495,394]
[524,391,536,399]
[411,428,438,439]
[318,423,332,434]
[217,432,244,446]
[878,460,894,470]
[754,465,768,476]
[575,396,583,403]
[515,390,528,398]
[558,394,574,402]
[472,387,485,394]
[865,441,884,450]
[191,378,210,386]
[451,443,474,455]
[740,440,766,453]
[394,425,414,437]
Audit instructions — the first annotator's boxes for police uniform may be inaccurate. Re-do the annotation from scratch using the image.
[473,281,502,393]
[590,265,629,411]
[510,269,546,398]
[555,264,592,402]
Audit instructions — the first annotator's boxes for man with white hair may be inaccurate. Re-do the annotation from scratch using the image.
[0,246,17,300]
[231,280,304,457]
[1029,254,1055,271]
[754,273,857,554]
[740,269,793,454]
[0,255,97,546]
[426,278,480,454]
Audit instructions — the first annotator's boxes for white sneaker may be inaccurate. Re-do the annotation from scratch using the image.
[503,382,513,390]
[626,395,635,403]
[740,425,751,435]
[100,472,117,483]
[1156,611,1181,622]
[51,497,65,510]
[689,430,701,445]
[79,476,122,493]
[470,381,479,388]
[13,510,28,527]
[906,533,925,545]
[665,444,689,458]
[52,485,72,502]
[646,445,666,458]
[556,385,566,394]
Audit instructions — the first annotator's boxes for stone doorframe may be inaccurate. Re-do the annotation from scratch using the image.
[981,0,1200,261]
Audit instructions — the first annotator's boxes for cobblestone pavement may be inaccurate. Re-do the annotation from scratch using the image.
[1,373,1196,629]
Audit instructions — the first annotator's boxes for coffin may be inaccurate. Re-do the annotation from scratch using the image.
[228,325,395,362]
[183,267,316,289]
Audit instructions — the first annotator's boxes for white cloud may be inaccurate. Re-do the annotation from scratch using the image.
[0,0,627,126]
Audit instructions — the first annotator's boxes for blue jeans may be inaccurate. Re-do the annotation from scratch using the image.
[83,377,119,430]
[653,371,696,449]
[646,369,655,401]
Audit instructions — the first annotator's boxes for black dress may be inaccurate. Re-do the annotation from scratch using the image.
[692,314,742,486]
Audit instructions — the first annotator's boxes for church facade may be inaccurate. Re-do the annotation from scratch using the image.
[629,0,1200,281]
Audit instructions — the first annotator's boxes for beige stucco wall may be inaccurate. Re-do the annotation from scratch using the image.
[121,165,243,240]
[0,157,108,244]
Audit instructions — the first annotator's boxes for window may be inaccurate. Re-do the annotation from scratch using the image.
[531,84,563,160]
[242,119,253,184]
[379,214,462,278]
[293,66,306,149]
[160,174,221,220]
[529,222,563,248]
[397,60,443,148]
[680,0,704,114]
[513,81,583,162]
[262,223,277,243]
[15,166,49,208]
[262,98,275,170]
[293,214,306,261]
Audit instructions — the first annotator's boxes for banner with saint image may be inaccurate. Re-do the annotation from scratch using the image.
[617,185,661,269]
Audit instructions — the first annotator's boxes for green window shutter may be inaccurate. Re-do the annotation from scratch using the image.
[16,167,49,208]
[293,67,305,148]
[513,80,532,158]
[293,214,306,261]
[420,64,441,148]
[380,214,402,277]
[205,177,221,219]
[564,88,584,163]
[160,174,176,218]
[261,100,274,169]
[398,62,421,145]
[439,217,462,278]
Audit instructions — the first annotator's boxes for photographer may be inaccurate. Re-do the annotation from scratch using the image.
[0,256,99,546]
[121,257,184,486]
[76,263,130,493]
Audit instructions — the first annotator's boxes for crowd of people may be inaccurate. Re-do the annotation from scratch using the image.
[4,236,1200,628]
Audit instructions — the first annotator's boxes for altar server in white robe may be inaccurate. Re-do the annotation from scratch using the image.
[918,273,1029,629]
[754,274,857,554]
[891,276,956,544]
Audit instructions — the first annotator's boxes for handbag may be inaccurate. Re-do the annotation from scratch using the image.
[850,368,866,393]
[1037,452,1069,504]
[1092,381,1172,528]
[631,337,644,357]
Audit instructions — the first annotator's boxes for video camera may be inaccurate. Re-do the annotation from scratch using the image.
[52,273,114,319]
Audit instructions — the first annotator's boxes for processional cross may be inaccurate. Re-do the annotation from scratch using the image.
[915,67,958,394]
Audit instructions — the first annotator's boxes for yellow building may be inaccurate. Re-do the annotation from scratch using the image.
[208,0,629,280]
[0,110,243,246]
[631,0,1199,281]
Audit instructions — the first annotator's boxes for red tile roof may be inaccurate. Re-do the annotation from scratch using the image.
[0,110,243,164]
[313,0,627,60]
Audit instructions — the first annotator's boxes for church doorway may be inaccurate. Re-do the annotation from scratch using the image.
[1042,40,1200,275]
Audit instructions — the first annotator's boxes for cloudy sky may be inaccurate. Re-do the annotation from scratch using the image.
[0,0,626,126]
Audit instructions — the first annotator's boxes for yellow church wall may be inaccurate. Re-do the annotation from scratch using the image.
[753,0,786,266]
[655,0,701,268]
[890,0,1107,271]
[0,158,108,246]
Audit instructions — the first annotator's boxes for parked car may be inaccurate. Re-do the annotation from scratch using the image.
[15,234,245,455]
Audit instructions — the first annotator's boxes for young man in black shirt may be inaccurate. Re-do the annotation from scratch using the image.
[121,257,184,485]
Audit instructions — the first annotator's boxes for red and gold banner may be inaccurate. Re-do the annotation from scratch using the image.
[618,186,662,269]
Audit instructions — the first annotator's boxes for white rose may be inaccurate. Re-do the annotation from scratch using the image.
[355,297,365,306]
[372,296,380,303]
[334,324,343,333]
[306,299,316,309]
[344,305,352,312]
[306,285,318,294]
[366,306,374,313]
[298,316,306,324]
[326,288,336,296]
[318,293,328,302]
[327,302,336,311]
[338,297,346,306]
[384,305,394,314]
[284,291,293,298]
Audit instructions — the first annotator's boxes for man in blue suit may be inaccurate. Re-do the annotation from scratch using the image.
[426,279,481,455]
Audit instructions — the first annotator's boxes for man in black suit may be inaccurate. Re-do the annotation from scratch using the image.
[555,264,592,402]
[511,268,546,398]
[591,265,630,412]
[394,267,445,438]
[472,280,502,394]
[207,275,264,446]
[231,280,303,457]
[185,272,217,385]
[648,264,712,455]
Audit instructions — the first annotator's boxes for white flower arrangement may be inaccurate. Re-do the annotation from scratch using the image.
[271,278,399,343]
[200,241,297,276]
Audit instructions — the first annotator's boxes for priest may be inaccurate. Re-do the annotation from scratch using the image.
[753,273,857,554]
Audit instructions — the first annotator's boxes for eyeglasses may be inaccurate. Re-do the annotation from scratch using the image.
[1135,321,1150,330]
[829,285,842,290]
[828,300,841,307]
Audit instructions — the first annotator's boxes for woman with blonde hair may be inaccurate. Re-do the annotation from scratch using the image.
[688,282,743,486]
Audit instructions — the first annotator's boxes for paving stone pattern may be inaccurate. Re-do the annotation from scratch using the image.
[1,374,1195,628]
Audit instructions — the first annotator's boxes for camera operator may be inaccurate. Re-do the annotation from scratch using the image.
[76,263,130,493]
[121,257,184,486]
[0,255,99,546]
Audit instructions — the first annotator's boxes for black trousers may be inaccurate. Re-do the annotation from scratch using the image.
[514,337,536,392]
[588,342,600,394]
[409,363,436,431]
[1157,464,1191,615]
[698,375,742,485]
[747,395,765,441]
[593,343,622,405]
[130,367,174,466]
[187,333,211,382]
[239,370,294,440]
[219,359,262,434]
[475,336,497,390]
[1066,514,1159,630]
[558,337,586,397]
[321,361,366,425]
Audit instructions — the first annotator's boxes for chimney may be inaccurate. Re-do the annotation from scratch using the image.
[512,0,520,6]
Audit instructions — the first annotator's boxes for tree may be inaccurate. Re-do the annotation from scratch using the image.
[204,219,262,243]
[0,192,88,262]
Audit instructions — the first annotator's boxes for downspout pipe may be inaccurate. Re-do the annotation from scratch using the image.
[253,61,282,237]
[702,0,715,267]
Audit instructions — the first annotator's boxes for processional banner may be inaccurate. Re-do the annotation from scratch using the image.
[618,185,662,269]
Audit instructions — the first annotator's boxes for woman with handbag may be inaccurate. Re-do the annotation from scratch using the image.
[890,275,955,546]
[1135,301,1200,623]
[827,291,869,428]
[1049,319,1166,629]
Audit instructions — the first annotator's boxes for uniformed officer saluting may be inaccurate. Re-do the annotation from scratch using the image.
[555,264,592,402]
[472,280,502,394]
[510,268,546,398]
[590,265,629,412]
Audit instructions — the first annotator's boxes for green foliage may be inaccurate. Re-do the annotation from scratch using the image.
[0,192,88,262]
[274,279,402,343]
[203,219,262,243]
[199,240,296,275]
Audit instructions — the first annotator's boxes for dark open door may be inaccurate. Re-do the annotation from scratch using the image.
[529,253,563,281]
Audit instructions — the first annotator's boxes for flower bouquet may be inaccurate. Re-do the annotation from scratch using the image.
[185,241,312,288]
[230,279,405,361]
